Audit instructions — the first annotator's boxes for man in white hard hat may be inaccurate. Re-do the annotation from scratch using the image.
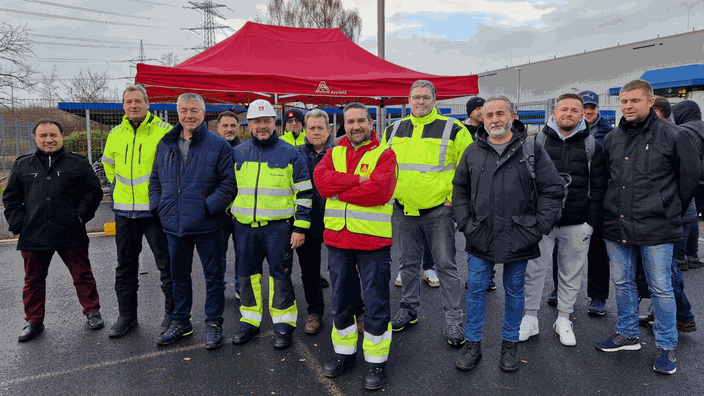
[230,99,314,350]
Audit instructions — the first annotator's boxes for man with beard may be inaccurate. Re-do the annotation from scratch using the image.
[453,95,564,372]
[230,99,313,350]
[314,102,397,390]
[215,111,243,297]
[519,93,607,347]
[382,80,472,347]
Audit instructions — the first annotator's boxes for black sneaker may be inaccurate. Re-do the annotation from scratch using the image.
[687,256,704,269]
[157,322,193,345]
[487,275,497,291]
[86,311,105,330]
[499,340,519,372]
[320,277,330,289]
[676,258,689,271]
[364,367,385,390]
[444,323,465,347]
[547,290,558,307]
[587,299,606,317]
[455,340,482,371]
[391,308,418,332]
[205,324,224,350]
[677,320,697,333]
[160,314,172,335]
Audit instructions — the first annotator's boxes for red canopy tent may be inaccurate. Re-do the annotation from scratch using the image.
[136,22,478,106]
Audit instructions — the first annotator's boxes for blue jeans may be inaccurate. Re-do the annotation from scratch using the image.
[672,257,695,323]
[167,231,225,326]
[221,219,240,291]
[604,240,677,350]
[464,253,527,342]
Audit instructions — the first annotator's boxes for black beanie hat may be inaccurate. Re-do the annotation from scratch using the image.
[284,109,305,124]
[466,97,486,116]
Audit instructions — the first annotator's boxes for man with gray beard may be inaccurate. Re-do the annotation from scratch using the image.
[452,95,564,372]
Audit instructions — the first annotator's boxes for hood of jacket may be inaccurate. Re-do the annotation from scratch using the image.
[673,100,702,125]
[544,117,589,141]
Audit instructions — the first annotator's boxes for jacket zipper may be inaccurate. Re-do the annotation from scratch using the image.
[130,126,137,217]
[138,143,142,164]
[253,145,263,222]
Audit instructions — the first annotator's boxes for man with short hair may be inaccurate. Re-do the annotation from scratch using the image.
[216,111,243,296]
[4,120,105,341]
[653,96,673,120]
[150,93,237,350]
[102,84,175,337]
[595,80,699,375]
[315,102,397,390]
[230,99,313,350]
[295,109,335,335]
[382,80,473,347]
[519,93,607,347]
[453,96,564,372]
[282,108,306,146]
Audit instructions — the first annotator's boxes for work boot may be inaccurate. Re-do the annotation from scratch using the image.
[108,315,138,338]
[86,311,105,330]
[18,322,44,342]
[455,340,482,371]
[364,367,385,390]
[322,355,356,378]
[499,340,519,372]
[273,331,293,350]
[232,325,260,345]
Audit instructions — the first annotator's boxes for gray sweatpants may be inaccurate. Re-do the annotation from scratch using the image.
[394,204,463,326]
[524,223,593,318]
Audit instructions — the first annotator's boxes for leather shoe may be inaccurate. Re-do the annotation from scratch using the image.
[18,322,44,342]
[456,341,482,371]
[304,315,322,335]
[86,311,105,330]
[273,331,293,349]
[322,355,356,378]
[160,314,172,335]
[500,340,520,372]
[232,326,260,345]
[364,366,385,390]
[108,316,138,338]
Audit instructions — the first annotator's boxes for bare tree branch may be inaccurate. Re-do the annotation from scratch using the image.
[265,0,362,42]
[160,52,180,67]
[0,22,38,103]
[61,68,113,103]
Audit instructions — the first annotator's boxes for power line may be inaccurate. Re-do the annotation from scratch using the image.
[22,0,164,21]
[33,41,131,49]
[0,7,154,28]
[184,1,232,51]
[124,0,181,8]
[29,33,183,48]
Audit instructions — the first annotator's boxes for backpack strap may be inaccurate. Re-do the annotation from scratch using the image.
[522,134,537,183]
[584,135,596,199]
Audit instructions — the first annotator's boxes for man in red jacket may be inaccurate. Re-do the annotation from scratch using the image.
[314,102,397,391]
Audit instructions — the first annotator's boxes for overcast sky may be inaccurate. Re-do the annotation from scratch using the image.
[3,0,703,99]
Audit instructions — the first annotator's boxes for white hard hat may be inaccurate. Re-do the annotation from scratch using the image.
[247,99,277,119]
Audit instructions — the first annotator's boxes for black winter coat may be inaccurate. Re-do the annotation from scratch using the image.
[539,120,607,227]
[299,134,335,239]
[452,122,565,264]
[149,122,237,236]
[2,147,103,250]
[602,109,700,246]
[673,100,704,158]
[586,113,614,147]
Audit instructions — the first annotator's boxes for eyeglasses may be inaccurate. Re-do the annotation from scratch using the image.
[410,95,434,102]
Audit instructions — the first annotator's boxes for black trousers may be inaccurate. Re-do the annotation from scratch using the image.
[295,237,325,316]
[115,215,174,317]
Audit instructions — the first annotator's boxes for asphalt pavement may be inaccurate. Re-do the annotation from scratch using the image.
[1,227,704,396]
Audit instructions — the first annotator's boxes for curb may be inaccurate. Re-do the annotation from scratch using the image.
[0,232,109,246]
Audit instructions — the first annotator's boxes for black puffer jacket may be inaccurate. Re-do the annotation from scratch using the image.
[602,109,700,245]
[299,134,335,239]
[452,121,565,264]
[539,119,607,227]
[2,147,103,250]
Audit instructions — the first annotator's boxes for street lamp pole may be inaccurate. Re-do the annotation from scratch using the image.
[516,67,521,104]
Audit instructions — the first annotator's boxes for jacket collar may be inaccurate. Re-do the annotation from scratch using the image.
[475,120,526,148]
[303,133,335,154]
[544,117,588,141]
[410,107,438,125]
[122,111,154,132]
[251,130,279,148]
[337,132,380,152]
[164,121,208,143]
[34,146,66,161]
[619,108,657,133]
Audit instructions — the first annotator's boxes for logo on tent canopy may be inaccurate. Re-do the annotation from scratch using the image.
[316,81,347,95]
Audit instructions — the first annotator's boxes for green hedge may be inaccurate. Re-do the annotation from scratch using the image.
[63,131,106,159]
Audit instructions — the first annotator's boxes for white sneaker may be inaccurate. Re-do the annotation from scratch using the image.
[423,269,440,287]
[395,273,402,287]
[554,317,576,346]
[518,315,539,342]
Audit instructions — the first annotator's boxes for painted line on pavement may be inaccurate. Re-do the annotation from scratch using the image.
[292,330,345,396]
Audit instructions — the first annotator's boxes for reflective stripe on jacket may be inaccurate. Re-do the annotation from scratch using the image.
[324,145,393,238]
[230,132,313,231]
[382,107,472,216]
[102,112,171,217]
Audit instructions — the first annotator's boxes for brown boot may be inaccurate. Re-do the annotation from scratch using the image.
[304,314,322,335]
[357,315,364,334]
